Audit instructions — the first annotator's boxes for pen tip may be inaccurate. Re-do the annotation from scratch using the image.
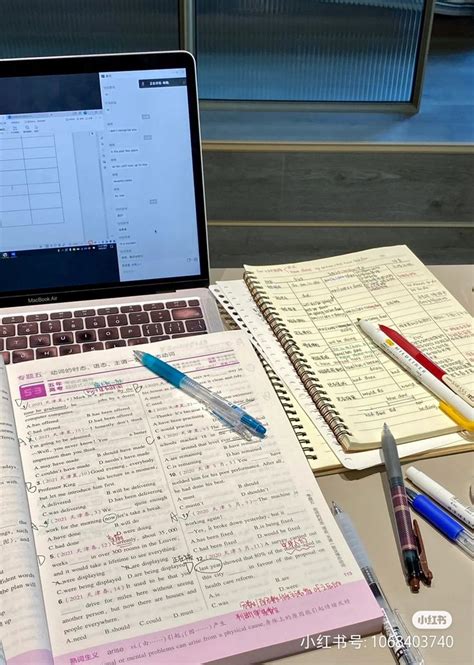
[382,422,391,435]
[331,501,342,514]
[133,350,144,361]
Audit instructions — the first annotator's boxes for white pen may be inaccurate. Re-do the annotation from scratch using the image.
[406,466,474,530]
[332,503,423,665]
[358,320,474,428]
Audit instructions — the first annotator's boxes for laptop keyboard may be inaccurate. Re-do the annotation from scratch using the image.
[1,299,207,364]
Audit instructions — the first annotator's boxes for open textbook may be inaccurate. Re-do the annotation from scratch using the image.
[244,245,473,451]
[0,331,381,665]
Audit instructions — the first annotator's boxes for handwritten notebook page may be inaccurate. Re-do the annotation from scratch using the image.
[0,362,52,665]
[210,282,341,473]
[211,282,469,470]
[245,245,473,450]
[7,332,380,664]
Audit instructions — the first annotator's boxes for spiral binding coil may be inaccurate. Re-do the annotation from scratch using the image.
[258,355,317,460]
[244,271,352,446]
[215,302,240,331]
[213,288,317,461]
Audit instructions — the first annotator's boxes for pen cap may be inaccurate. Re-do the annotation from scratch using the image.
[439,401,474,432]
[381,424,403,482]
[412,494,463,541]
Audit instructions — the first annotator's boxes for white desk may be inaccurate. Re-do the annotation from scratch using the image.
[210,265,474,665]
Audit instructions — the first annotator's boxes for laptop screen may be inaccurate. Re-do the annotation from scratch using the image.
[0,52,208,306]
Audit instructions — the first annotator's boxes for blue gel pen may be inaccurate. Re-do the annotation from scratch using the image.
[406,488,474,558]
[133,349,266,439]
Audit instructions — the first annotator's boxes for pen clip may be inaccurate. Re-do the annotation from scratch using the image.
[413,519,433,586]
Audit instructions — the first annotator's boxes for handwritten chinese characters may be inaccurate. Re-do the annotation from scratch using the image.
[245,246,473,447]
[6,332,360,660]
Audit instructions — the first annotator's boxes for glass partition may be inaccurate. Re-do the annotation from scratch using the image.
[0,0,179,58]
[196,0,431,105]
[1,1,434,108]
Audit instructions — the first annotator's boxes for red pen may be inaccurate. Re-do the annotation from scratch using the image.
[379,325,474,408]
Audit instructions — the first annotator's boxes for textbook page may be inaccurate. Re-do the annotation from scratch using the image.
[245,245,473,449]
[0,362,52,665]
[7,332,381,664]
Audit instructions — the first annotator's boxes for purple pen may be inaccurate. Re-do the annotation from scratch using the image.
[381,424,429,592]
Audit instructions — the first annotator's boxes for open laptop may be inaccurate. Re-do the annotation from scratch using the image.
[0,51,223,364]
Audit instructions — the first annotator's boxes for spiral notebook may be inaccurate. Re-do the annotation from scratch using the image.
[211,283,341,474]
[243,245,473,452]
[211,280,470,471]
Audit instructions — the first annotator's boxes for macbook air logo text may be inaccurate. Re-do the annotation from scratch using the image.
[28,296,58,304]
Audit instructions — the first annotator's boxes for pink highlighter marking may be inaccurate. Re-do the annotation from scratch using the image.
[19,383,47,400]
[53,581,382,665]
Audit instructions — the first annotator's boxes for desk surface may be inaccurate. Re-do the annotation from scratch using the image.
[210,265,474,665]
